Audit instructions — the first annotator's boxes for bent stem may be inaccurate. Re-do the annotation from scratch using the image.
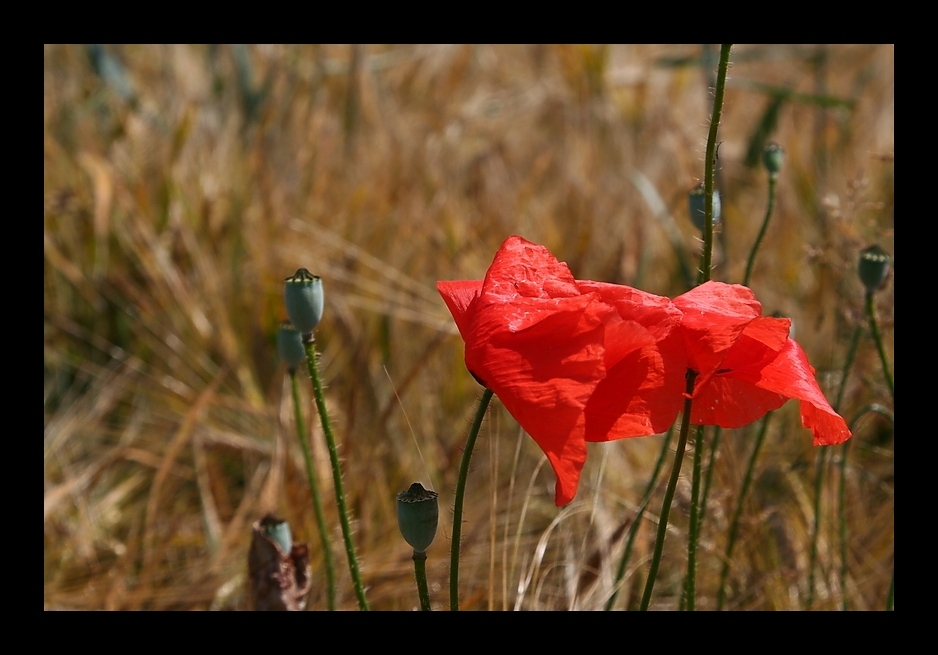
[450,387,494,611]
[413,550,432,611]
[640,370,697,611]
[605,426,675,611]
[289,370,337,611]
[303,338,370,611]
[716,413,770,610]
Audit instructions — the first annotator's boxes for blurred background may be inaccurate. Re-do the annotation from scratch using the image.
[44,44,894,610]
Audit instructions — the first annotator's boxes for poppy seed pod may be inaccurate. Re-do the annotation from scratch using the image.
[284,269,324,335]
[763,142,784,177]
[262,516,293,554]
[397,482,439,553]
[858,245,891,294]
[277,321,306,372]
[688,183,721,232]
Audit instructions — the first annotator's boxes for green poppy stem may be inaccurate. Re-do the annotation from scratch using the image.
[605,426,675,611]
[303,338,370,611]
[700,44,732,285]
[865,291,894,401]
[640,370,697,610]
[716,413,770,610]
[289,370,337,611]
[450,387,494,611]
[413,550,432,611]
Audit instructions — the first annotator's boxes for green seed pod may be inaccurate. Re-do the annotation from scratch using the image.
[858,245,891,294]
[284,269,324,335]
[763,142,784,178]
[277,321,306,372]
[397,482,439,554]
[262,515,293,554]
[688,183,721,232]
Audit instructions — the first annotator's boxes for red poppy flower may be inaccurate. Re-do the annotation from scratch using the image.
[437,236,686,506]
[673,281,851,446]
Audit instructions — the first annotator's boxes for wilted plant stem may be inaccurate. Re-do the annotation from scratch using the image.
[412,550,432,611]
[640,371,697,611]
[605,426,674,611]
[450,387,494,611]
[716,413,770,610]
[304,339,370,611]
[289,371,336,611]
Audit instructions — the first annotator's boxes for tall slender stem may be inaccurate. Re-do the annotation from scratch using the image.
[716,413,770,610]
[640,370,697,611]
[413,550,432,611]
[289,371,336,611]
[700,44,732,284]
[450,387,494,611]
[303,339,370,611]
[605,427,675,611]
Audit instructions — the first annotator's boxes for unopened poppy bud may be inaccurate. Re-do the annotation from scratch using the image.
[284,269,324,335]
[858,245,891,294]
[763,142,784,178]
[277,321,306,372]
[262,516,293,554]
[688,183,721,232]
[397,482,439,553]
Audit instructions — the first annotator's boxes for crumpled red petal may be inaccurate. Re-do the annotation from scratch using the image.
[674,282,763,391]
[437,236,685,506]
[676,282,851,446]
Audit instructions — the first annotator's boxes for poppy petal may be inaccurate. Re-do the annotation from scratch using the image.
[437,280,482,340]
[674,282,763,385]
[744,339,852,446]
[690,373,787,427]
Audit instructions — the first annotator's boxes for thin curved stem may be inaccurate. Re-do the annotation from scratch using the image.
[413,550,431,611]
[604,427,675,611]
[640,370,697,611]
[450,387,494,611]
[304,339,370,611]
[289,371,337,611]
[716,413,770,610]
[700,44,732,284]
[743,176,778,287]
[865,292,894,401]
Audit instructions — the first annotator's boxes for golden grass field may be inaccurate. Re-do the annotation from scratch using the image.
[43,44,894,610]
